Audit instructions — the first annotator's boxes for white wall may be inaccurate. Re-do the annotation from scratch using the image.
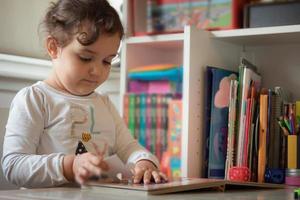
[0,0,51,59]
[0,0,124,60]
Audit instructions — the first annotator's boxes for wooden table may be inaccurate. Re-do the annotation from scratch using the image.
[0,186,296,200]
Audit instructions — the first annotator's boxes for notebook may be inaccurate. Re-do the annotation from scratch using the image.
[84,177,284,195]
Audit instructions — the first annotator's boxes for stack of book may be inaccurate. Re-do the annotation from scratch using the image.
[204,59,293,184]
[134,0,247,36]
[124,64,183,178]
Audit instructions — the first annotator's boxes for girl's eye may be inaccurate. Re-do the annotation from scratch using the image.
[79,56,92,62]
[103,60,111,66]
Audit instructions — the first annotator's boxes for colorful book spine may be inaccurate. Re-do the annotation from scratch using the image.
[156,94,163,161]
[251,105,260,182]
[236,66,261,167]
[164,94,174,151]
[242,82,256,168]
[128,94,136,138]
[146,94,152,151]
[247,84,257,177]
[150,94,157,155]
[161,94,169,153]
[139,93,147,147]
[225,79,238,180]
[135,95,141,140]
[123,93,129,127]
[168,99,182,178]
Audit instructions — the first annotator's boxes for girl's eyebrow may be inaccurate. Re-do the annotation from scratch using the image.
[80,48,96,54]
[105,54,117,59]
[80,48,117,58]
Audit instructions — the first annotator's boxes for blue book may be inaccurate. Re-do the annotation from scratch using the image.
[207,66,238,179]
[128,67,183,81]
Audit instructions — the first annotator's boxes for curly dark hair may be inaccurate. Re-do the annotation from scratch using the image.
[40,0,124,47]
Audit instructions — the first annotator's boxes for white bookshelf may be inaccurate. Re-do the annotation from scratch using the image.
[210,25,300,101]
[121,0,300,178]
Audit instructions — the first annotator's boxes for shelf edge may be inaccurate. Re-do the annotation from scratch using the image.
[211,25,300,38]
[126,33,184,44]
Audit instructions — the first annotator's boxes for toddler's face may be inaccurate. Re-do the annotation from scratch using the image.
[52,30,120,96]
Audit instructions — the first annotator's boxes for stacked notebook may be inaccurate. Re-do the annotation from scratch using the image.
[84,177,284,195]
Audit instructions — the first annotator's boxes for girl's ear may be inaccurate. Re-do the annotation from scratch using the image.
[46,37,59,59]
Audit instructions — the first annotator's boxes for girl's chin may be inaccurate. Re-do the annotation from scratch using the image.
[69,87,95,96]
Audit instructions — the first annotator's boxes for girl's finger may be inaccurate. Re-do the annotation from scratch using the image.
[76,167,89,185]
[75,174,85,185]
[133,168,144,184]
[87,153,102,166]
[151,170,161,183]
[83,161,102,176]
[92,142,108,157]
[99,160,109,171]
[78,166,89,177]
[143,170,152,184]
[92,142,108,169]
[100,143,108,156]
[159,172,168,182]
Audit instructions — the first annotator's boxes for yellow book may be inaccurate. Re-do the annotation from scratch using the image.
[258,91,268,183]
[287,135,297,169]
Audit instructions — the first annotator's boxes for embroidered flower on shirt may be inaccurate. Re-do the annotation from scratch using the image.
[82,132,92,142]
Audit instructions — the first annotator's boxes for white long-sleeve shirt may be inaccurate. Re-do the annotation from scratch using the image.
[2,81,158,188]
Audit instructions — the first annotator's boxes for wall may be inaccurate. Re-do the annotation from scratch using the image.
[0,0,51,59]
[0,0,123,59]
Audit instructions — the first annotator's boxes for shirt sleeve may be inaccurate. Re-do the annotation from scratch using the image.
[100,95,159,168]
[1,87,68,188]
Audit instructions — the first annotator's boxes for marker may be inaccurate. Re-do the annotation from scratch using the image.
[295,188,300,200]
[277,117,290,136]
[284,116,292,134]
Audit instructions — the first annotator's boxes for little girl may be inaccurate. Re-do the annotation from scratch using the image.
[2,0,167,188]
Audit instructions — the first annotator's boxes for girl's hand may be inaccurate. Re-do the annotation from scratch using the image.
[133,160,168,184]
[72,143,108,184]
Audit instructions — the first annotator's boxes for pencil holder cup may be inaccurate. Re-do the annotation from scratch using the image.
[286,169,300,186]
[264,168,285,184]
[228,167,250,182]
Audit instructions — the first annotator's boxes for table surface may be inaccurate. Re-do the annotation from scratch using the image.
[0,186,297,200]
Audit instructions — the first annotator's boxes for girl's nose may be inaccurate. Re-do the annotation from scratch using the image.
[89,64,102,76]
